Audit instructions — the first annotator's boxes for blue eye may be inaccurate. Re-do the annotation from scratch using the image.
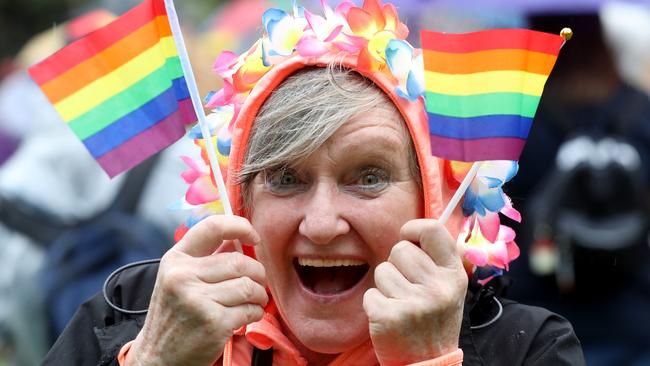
[356,168,389,191]
[360,173,381,186]
[265,168,303,194]
[279,171,298,186]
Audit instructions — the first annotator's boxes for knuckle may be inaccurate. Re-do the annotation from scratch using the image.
[202,215,223,232]
[227,253,248,276]
[422,220,444,237]
[162,266,190,289]
[373,262,391,283]
[388,241,416,263]
[389,241,408,258]
[244,304,264,324]
[239,276,257,300]
[160,248,181,267]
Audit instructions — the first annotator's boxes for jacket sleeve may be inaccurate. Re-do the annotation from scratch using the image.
[41,262,157,366]
[460,298,586,366]
[522,312,585,366]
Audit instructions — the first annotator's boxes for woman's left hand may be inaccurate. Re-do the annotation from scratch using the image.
[363,219,468,366]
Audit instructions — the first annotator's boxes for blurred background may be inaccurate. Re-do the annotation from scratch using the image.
[0,0,649,365]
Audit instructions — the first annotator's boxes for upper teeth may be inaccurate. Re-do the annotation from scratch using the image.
[298,258,366,267]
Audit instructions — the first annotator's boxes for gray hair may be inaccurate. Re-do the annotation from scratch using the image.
[238,66,421,207]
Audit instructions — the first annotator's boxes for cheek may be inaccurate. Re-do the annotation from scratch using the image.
[347,184,422,260]
[249,196,302,266]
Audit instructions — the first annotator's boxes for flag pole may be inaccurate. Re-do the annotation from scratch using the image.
[164,0,242,251]
[438,161,481,225]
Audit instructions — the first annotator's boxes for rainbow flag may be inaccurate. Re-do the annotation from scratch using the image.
[28,0,196,177]
[421,29,563,162]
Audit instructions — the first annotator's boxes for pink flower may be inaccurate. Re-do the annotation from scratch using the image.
[459,216,520,270]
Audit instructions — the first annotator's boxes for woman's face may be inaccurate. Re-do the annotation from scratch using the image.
[249,101,423,355]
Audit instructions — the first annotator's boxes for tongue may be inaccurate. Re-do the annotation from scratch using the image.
[312,268,350,294]
[304,266,365,295]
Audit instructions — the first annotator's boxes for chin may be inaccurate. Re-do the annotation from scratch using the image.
[291,317,371,354]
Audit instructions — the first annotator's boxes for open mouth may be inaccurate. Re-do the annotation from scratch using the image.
[294,257,370,295]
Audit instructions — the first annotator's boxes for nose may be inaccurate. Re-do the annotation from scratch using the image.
[298,182,350,245]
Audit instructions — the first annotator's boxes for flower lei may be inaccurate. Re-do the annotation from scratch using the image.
[175,0,521,281]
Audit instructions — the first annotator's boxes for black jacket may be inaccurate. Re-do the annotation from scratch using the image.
[42,261,585,366]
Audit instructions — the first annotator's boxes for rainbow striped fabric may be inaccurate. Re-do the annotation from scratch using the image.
[421,29,563,162]
[28,0,196,177]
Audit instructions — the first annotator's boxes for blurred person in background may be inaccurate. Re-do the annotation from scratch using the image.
[506,4,650,366]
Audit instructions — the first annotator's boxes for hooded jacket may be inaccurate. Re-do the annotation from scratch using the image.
[42,52,585,365]
[42,261,584,365]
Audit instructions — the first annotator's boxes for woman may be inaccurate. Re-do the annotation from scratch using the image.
[43,1,584,365]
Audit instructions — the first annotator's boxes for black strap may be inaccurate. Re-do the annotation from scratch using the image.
[0,194,70,243]
[109,152,161,214]
[251,347,274,366]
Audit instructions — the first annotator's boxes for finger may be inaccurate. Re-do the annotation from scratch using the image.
[362,287,387,320]
[400,219,459,268]
[194,252,267,286]
[222,303,265,331]
[214,240,242,254]
[175,215,261,257]
[363,288,400,323]
[206,277,269,307]
[387,241,436,284]
[373,261,414,299]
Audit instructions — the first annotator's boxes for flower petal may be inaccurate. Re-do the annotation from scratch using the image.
[334,33,367,52]
[346,7,378,39]
[506,241,520,262]
[367,30,395,61]
[268,16,304,55]
[497,225,516,243]
[405,69,424,99]
[335,1,355,17]
[232,41,271,90]
[487,242,509,269]
[383,3,398,32]
[500,194,522,222]
[323,25,343,42]
[296,36,331,57]
[362,0,386,30]
[385,39,412,82]
[356,46,381,71]
[449,160,473,182]
[477,187,505,212]
[204,80,234,108]
[462,183,484,216]
[180,156,203,183]
[321,0,335,19]
[479,160,518,183]
[292,0,304,18]
[304,9,330,41]
[186,176,219,205]
[464,247,489,267]
[213,51,238,77]
[477,212,500,243]
[262,8,287,32]
[482,176,504,189]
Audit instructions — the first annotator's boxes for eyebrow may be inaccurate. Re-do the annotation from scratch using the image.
[335,133,407,163]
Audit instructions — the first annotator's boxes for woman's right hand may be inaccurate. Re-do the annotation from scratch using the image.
[126,215,268,366]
